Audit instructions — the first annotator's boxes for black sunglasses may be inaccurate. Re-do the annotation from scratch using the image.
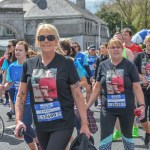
[37,35,56,42]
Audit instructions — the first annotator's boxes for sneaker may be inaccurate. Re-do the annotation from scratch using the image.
[7,112,12,119]
[132,126,139,138]
[144,133,150,145]
[3,101,9,106]
[113,130,122,141]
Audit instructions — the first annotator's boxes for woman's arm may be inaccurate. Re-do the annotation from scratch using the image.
[87,81,102,109]
[132,82,145,117]
[70,82,90,138]
[79,76,87,88]
[15,82,28,138]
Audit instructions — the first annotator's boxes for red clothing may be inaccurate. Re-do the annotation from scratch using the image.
[39,77,58,100]
[111,76,124,92]
[125,44,143,57]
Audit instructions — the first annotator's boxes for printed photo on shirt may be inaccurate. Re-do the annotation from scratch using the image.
[106,69,124,94]
[141,57,150,83]
[31,68,58,102]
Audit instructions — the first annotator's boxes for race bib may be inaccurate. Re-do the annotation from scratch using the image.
[34,101,63,122]
[107,94,126,108]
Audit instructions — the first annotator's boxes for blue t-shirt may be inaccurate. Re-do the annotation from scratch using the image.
[75,52,89,77]
[74,59,86,79]
[6,61,30,105]
[88,55,99,77]
[1,59,11,70]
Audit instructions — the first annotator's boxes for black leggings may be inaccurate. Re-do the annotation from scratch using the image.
[36,129,73,150]
[100,109,134,150]
[140,94,150,123]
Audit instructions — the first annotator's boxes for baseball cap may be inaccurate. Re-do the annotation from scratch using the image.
[89,45,96,50]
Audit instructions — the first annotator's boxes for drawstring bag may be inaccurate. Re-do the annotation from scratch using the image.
[74,108,98,134]
[69,133,97,150]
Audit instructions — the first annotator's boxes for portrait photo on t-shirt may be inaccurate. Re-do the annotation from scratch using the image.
[31,68,58,103]
[106,69,124,94]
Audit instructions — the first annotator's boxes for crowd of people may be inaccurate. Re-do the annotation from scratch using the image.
[0,23,149,150]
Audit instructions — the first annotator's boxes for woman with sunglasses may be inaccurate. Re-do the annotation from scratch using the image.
[87,38,145,149]
[14,23,90,150]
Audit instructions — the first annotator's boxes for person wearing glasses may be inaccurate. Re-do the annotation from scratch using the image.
[14,23,90,150]
[87,38,145,150]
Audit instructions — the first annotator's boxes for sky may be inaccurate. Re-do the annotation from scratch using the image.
[69,0,103,13]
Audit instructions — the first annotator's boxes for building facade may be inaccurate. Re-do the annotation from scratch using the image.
[0,0,109,53]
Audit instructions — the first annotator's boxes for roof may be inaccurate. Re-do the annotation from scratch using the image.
[0,0,107,24]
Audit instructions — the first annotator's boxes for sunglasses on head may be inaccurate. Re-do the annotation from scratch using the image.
[37,35,56,42]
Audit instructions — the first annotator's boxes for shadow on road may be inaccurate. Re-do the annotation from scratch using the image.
[1,128,24,145]
[134,144,149,149]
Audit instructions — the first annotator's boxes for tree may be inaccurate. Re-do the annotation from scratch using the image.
[95,0,150,34]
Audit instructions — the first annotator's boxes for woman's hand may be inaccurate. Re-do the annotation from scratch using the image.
[136,105,145,120]
[80,123,91,139]
[141,76,148,86]
[14,121,26,139]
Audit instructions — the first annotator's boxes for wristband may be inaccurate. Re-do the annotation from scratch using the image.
[139,104,145,107]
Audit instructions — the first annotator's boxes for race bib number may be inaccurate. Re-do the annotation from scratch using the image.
[107,94,126,108]
[34,101,63,122]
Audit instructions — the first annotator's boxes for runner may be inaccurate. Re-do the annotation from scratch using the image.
[134,35,150,145]
[14,23,90,150]
[0,41,41,150]
[87,38,145,150]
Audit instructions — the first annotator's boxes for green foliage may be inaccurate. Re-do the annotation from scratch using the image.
[96,0,150,35]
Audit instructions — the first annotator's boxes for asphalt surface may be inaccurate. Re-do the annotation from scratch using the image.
[0,103,149,150]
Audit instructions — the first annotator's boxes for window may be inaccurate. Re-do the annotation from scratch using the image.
[26,22,33,35]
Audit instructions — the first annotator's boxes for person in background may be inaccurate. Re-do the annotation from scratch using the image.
[14,23,90,150]
[87,38,145,150]
[94,43,109,107]
[121,27,143,57]
[60,40,87,88]
[87,45,99,104]
[0,41,41,150]
[134,35,150,145]
[71,41,92,103]
[1,39,18,119]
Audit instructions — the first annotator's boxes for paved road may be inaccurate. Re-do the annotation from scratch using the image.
[0,104,149,150]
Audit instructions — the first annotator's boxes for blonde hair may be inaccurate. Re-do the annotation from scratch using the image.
[144,35,150,44]
[35,23,64,55]
[35,23,59,46]
[108,38,123,49]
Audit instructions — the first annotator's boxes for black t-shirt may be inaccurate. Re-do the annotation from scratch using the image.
[21,53,79,132]
[134,52,150,95]
[97,58,139,114]
[94,55,109,80]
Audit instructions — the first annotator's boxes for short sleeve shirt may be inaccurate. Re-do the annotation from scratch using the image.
[6,61,30,105]
[134,52,150,95]
[21,53,79,132]
[96,58,139,114]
